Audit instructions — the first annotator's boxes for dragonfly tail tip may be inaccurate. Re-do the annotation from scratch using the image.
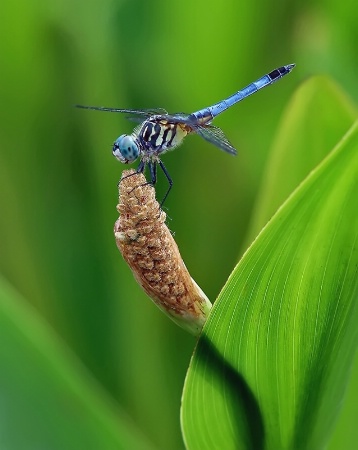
[287,63,296,71]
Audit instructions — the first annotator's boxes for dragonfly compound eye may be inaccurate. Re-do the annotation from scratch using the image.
[113,134,139,164]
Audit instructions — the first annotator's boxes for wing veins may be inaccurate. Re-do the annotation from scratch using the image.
[75,105,168,117]
[195,125,238,155]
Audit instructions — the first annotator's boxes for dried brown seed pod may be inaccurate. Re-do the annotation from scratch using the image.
[114,169,212,335]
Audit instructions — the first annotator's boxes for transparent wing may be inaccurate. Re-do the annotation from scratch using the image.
[126,116,147,124]
[132,123,143,136]
[75,105,168,117]
[195,125,237,155]
[152,112,192,124]
[120,111,193,125]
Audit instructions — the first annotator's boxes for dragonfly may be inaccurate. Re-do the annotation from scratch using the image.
[76,64,295,206]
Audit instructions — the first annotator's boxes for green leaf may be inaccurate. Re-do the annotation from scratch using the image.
[181,120,358,449]
[327,353,358,450]
[0,276,155,450]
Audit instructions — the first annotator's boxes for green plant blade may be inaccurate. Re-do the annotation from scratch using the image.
[0,276,155,450]
[327,353,358,449]
[181,122,358,449]
[245,75,358,449]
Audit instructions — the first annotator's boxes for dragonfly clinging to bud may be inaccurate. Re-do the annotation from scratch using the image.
[76,64,295,206]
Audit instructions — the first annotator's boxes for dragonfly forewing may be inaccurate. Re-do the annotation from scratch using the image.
[195,125,237,155]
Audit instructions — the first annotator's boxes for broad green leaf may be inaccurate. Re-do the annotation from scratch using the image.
[0,276,155,450]
[181,122,358,449]
[327,353,358,450]
[244,75,358,449]
[245,76,357,247]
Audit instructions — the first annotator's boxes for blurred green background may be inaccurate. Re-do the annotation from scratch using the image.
[0,0,357,449]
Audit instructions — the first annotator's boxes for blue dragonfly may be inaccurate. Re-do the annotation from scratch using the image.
[77,64,295,205]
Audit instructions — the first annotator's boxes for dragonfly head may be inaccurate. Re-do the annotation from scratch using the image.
[113,134,140,164]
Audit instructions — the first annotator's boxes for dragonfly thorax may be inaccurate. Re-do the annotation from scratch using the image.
[138,119,190,155]
[113,134,140,164]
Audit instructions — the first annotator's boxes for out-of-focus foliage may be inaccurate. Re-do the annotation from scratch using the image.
[0,276,155,450]
[0,0,357,449]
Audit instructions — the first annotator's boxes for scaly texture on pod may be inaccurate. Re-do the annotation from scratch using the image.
[114,169,212,335]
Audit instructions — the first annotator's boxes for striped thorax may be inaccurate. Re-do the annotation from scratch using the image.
[138,118,191,156]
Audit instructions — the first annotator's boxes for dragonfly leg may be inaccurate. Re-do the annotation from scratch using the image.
[133,160,157,189]
[136,159,146,175]
[118,160,146,194]
[147,160,157,185]
[137,161,163,211]
[158,160,173,208]
[121,160,159,201]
